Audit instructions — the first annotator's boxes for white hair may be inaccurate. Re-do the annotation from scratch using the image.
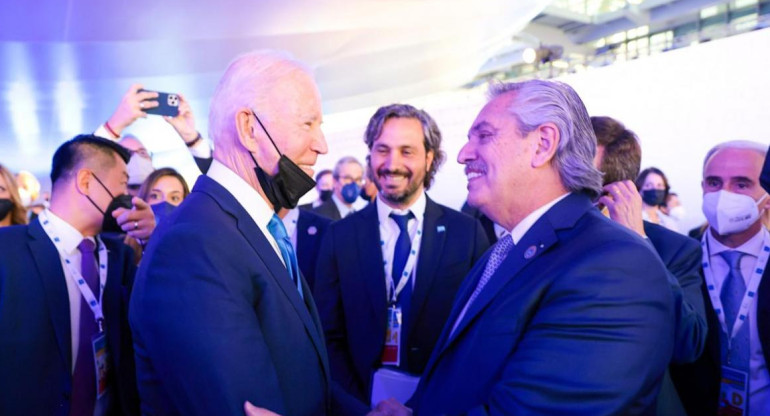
[703,140,768,168]
[208,50,313,179]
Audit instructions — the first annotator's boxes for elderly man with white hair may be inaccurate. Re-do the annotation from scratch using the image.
[129,50,337,416]
[372,80,675,416]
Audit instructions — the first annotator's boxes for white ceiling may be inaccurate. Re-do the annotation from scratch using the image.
[0,0,550,175]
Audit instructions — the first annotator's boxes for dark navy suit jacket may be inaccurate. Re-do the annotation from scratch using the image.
[296,209,332,291]
[670,234,770,416]
[410,193,675,415]
[643,221,707,416]
[0,219,139,416]
[313,198,343,221]
[314,197,490,407]
[129,175,332,415]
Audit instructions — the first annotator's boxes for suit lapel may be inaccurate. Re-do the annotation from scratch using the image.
[195,176,328,368]
[101,237,124,369]
[406,198,446,340]
[444,220,559,347]
[758,263,770,366]
[438,193,591,352]
[295,211,311,264]
[357,204,389,329]
[28,219,72,371]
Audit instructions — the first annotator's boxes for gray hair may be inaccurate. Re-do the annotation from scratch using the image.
[208,50,313,178]
[703,140,768,168]
[363,103,446,189]
[489,80,603,198]
[333,156,363,180]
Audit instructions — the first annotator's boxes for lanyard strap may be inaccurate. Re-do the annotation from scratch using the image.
[39,210,108,332]
[383,217,424,305]
[701,229,769,342]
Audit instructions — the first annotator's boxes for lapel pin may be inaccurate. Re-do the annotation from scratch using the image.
[307,226,317,236]
[524,245,537,259]
[437,225,446,233]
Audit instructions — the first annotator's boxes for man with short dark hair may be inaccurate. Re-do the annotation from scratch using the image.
[315,104,489,410]
[300,169,334,210]
[371,81,674,416]
[0,134,151,415]
[591,115,707,416]
[314,157,365,220]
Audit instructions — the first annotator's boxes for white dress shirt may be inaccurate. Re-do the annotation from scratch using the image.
[706,228,770,415]
[39,210,101,373]
[376,192,427,293]
[94,124,213,159]
[508,192,570,244]
[332,194,357,218]
[206,160,283,264]
[450,192,569,335]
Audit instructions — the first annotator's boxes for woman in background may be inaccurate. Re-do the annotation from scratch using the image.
[138,167,190,225]
[0,164,28,228]
[636,167,678,232]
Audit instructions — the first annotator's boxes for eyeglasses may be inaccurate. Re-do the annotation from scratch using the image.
[127,147,152,160]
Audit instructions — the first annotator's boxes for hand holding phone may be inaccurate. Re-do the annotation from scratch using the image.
[138,89,180,117]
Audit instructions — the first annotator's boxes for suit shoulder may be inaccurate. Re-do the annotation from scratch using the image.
[644,221,700,255]
[299,209,333,227]
[0,224,32,249]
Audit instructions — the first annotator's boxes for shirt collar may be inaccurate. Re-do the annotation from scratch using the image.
[706,226,767,258]
[207,159,275,231]
[376,191,427,226]
[43,209,93,255]
[510,192,570,245]
[332,194,355,217]
[282,207,300,236]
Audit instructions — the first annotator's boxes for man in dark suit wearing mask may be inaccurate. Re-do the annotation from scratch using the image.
[0,134,154,415]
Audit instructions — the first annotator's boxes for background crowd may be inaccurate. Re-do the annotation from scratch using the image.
[0,49,768,416]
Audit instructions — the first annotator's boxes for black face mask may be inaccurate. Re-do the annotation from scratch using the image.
[319,189,333,202]
[85,173,134,233]
[641,189,667,207]
[249,110,316,211]
[0,198,13,220]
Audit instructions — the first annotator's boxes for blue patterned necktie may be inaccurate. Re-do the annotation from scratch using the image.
[70,239,99,415]
[718,250,750,372]
[268,214,302,299]
[389,212,414,369]
[450,236,515,336]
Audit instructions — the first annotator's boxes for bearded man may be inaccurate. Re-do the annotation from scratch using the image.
[314,104,489,412]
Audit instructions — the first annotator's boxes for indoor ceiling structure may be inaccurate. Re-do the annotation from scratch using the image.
[0,0,551,175]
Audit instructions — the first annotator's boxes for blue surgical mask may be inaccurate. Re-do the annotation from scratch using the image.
[151,201,177,225]
[341,182,361,204]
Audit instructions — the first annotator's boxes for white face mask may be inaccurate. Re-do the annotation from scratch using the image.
[668,205,686,221]
[17,187,32,207]
[127,154,154,187]
[702,190,767,236]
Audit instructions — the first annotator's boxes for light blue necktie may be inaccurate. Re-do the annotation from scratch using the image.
[719,250,750,371]
[268,214,303,299]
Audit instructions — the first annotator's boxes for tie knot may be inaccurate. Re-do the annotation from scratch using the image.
[720,250,745,271]
[389,212,414,232]
[268,214,289,241]
[78,238,96,254]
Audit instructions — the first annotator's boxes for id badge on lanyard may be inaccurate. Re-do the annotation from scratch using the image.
[702,230,770,416]
[381,306,403,366]
[92,332,111,398]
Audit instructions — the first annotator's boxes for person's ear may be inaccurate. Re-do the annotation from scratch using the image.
[75,169,92,196]
[531,123,560,168]
[235,108,260,153]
